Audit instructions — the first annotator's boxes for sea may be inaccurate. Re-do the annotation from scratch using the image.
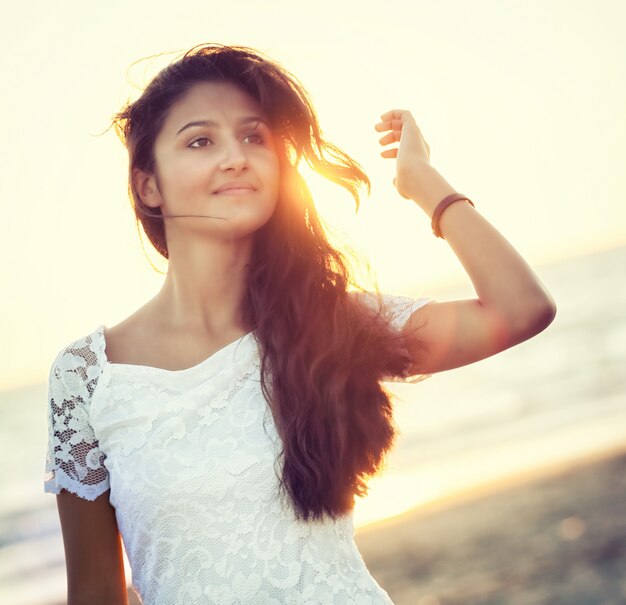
[1,244,625,604]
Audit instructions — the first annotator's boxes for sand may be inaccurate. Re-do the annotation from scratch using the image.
[354,447,626,605]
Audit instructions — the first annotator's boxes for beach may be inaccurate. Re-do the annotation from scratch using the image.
[355,447,626,605]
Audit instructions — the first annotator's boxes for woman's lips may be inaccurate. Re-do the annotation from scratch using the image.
[214,187,256,195]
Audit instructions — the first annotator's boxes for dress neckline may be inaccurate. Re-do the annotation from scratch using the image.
[96,324,255,376]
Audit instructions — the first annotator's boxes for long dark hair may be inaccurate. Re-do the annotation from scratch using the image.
[112,43,429,522]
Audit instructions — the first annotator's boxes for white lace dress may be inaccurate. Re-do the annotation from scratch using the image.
[44,291,434,604]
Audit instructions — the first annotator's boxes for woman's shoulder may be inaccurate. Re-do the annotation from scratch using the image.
[51,324,107,379]
[55,324,105,366]
[97,298,184,367]
[51,299,154,375]
[72,297,159,367]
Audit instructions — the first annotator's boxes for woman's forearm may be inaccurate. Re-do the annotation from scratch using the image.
[409,162,557,327]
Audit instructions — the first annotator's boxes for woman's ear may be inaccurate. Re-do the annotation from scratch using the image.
[132,168,162,208]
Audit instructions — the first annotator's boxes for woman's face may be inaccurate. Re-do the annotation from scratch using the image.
[137,80,281,241]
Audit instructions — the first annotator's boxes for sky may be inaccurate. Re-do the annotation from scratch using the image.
[1,0,625,391]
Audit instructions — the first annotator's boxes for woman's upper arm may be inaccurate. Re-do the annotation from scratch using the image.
[56,488,128,604]
[44,344,127,602]
[403,297,556,374]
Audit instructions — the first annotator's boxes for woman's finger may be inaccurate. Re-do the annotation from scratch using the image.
[374,118,404,132]
[380,109,411,122]
[380,147,398,158]
[378,131,400,146]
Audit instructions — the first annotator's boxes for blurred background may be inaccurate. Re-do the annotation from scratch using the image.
[1,0,624,603]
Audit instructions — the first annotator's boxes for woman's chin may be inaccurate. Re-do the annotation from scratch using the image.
[170,213,271,241]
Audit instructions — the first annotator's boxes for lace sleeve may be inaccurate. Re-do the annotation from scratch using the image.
[44,342,110,501]
[349,290,437,384]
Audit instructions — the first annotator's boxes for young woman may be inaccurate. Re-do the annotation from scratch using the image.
[44,43,556,604]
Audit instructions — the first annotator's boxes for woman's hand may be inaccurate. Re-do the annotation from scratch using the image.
[375,109,434,204]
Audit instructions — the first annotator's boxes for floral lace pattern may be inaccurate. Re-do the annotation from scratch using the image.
[44,330,111,501]
[44,291,434,604]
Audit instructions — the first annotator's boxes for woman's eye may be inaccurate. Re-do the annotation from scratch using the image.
[244,133,265,144]
[189,137,211,148]
[188,133,266,148]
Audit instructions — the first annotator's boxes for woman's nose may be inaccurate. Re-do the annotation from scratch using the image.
[219,139,247,171]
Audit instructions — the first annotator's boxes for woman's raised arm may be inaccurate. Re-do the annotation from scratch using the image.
[375,109,556,374]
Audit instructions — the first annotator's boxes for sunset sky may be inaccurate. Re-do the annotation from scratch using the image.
[1,0,624,391]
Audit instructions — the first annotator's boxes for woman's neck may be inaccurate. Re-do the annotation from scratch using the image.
[153,240,251,334]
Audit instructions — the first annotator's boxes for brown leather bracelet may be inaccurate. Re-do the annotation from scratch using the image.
[431,193,475,238]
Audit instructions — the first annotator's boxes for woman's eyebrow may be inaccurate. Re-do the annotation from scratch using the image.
[176,116,268,136]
